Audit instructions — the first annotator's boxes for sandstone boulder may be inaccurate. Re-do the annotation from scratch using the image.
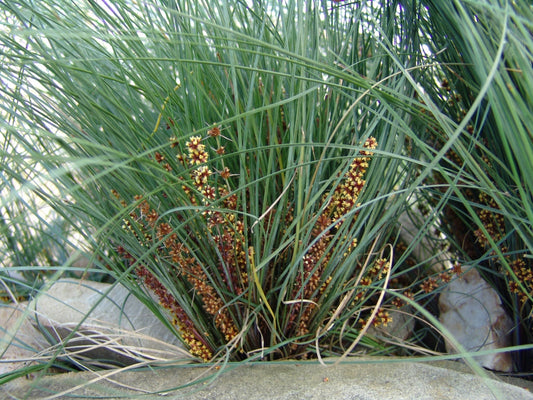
[30,279,191,367]
[439,268,513,372]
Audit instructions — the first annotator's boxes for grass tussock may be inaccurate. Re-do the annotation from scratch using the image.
[0,0,531,381]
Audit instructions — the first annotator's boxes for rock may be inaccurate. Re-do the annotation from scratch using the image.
[0,303,49,375]
[3,358,533,400]
[367,306,415,342]
[31,279,191,367]
[398,204,453,272]
[439,268,513,372]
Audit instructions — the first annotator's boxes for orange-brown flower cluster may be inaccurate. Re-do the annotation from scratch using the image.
[473,193,505,249]
[287,236,332,341]
[0,290,26,303]
[179,253,239,342]
[359,308,392,328]
[114,125,248,358]
[473,192,531,305]
[391,290,414,308]
[367,257,389,281]
[135,264,213,361]
[181,128,249,297]
[508,258,533,305]
[417,268,459,295]
[325,136,378,225]
[186,136,209,165]
[287,137,386,340]
[420,276,439,294]
[164,129,241,342]
[352,257,390,303]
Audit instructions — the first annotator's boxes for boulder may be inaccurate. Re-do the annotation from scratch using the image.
[31,279,191,367]
[398,204,453,272]
[4,358,533,400]
[367,306,415,342]
[0,303,49,375]
[439,268,513,372]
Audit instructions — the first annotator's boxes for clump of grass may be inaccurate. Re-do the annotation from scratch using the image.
[1,0,436,365]
[416,0,533,373]
[114,125,392,360]
[3,0,531,386]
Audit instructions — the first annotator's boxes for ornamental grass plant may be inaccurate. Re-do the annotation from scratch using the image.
[1,0,532,388]
[415,1,533,373]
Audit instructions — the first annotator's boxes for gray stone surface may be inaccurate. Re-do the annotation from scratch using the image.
[3,279,531,399]
[398,203,453,272]
[3,359,533,400]
[0,303,49,375]
[439,268,513,372]
[1,279,191,374]
[34,279,186,355]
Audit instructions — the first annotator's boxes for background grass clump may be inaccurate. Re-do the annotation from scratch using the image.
[1,0,532,376]
[416,1,533,372]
